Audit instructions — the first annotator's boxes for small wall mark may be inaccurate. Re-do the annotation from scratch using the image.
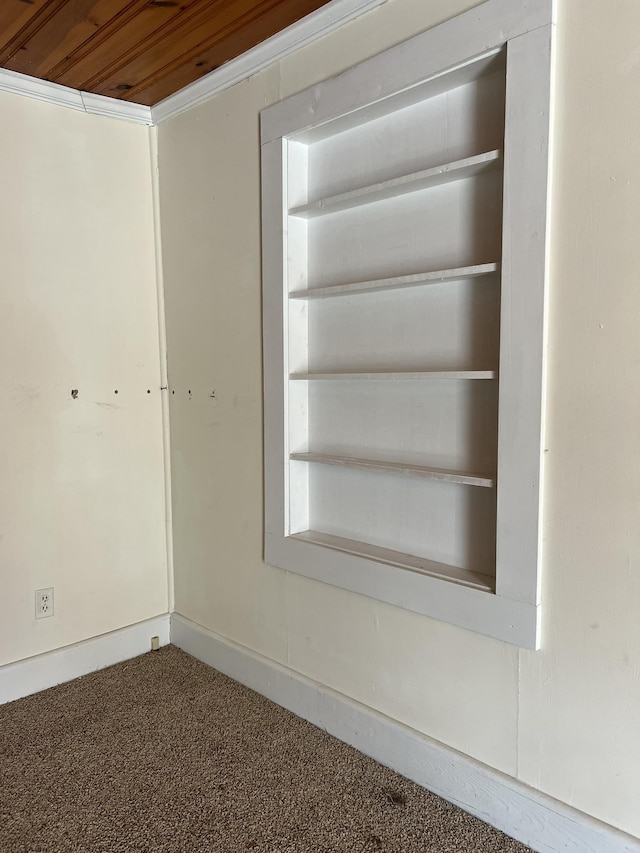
[71,389,79,399]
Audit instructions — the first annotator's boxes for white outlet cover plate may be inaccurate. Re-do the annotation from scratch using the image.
[35,587,54,619]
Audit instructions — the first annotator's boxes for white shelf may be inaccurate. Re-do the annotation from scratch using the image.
[288,150,502,219]
[289,263,499,300]
[290,530,494,592]
[290,452,495,487]
[290,369,496,381]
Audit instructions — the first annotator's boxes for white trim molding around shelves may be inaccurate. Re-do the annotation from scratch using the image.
[261,0,554,648]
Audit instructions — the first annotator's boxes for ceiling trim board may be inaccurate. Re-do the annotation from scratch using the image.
[0,66,84,112]
[0,67,153,125]
[80,91,153,125]
[0,0,384,126]
[151,0,388,124]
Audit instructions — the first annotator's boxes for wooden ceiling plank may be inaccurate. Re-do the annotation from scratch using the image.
[89,0,283,92]
[0,0,52,53]
[48,0,204,85]
[129,0,332,105]
[78,0,272,93]
[55,0,215,89]
[0,0,336,106]
[89,0,322,99]
[3,0,138,79]
[0,0,68,67]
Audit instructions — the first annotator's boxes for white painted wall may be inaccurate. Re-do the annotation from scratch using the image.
[0,91,168,667]
[158,0,640,840]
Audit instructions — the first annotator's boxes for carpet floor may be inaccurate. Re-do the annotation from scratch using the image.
[0,646,531,853]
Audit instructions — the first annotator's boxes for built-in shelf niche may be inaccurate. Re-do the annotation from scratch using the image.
[285,55,504,593]
[261,0,553,648]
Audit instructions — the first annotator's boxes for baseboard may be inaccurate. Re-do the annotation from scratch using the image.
[171,612,640,853]
[0,614,170,705]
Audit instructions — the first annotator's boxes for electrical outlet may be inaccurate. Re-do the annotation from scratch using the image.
[35,587,54,619]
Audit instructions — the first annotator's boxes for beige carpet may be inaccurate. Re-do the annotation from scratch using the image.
[0,646,531,852]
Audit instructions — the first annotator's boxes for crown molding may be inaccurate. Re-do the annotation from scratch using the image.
[0,67,153,125]
[0,0,384,127]
[151,0,387,125]
[0,68,84,112]
[80,91,153,124]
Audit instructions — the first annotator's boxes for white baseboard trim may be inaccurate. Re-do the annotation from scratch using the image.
[171,612,640,853]
[0,614,170,705]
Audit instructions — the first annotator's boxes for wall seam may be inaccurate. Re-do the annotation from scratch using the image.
[516,647,521,778]
[148,125,175,614]
[278,59,291,671]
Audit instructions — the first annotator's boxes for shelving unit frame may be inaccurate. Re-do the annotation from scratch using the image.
[261,0,554,648]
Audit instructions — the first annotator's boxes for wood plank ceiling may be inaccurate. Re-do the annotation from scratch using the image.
[0,0,333,106]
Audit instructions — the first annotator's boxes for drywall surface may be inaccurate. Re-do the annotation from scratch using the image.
[158,68,291,671]
[0,92,168,667]
[158,0,640,839]
[516,0,640,833]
